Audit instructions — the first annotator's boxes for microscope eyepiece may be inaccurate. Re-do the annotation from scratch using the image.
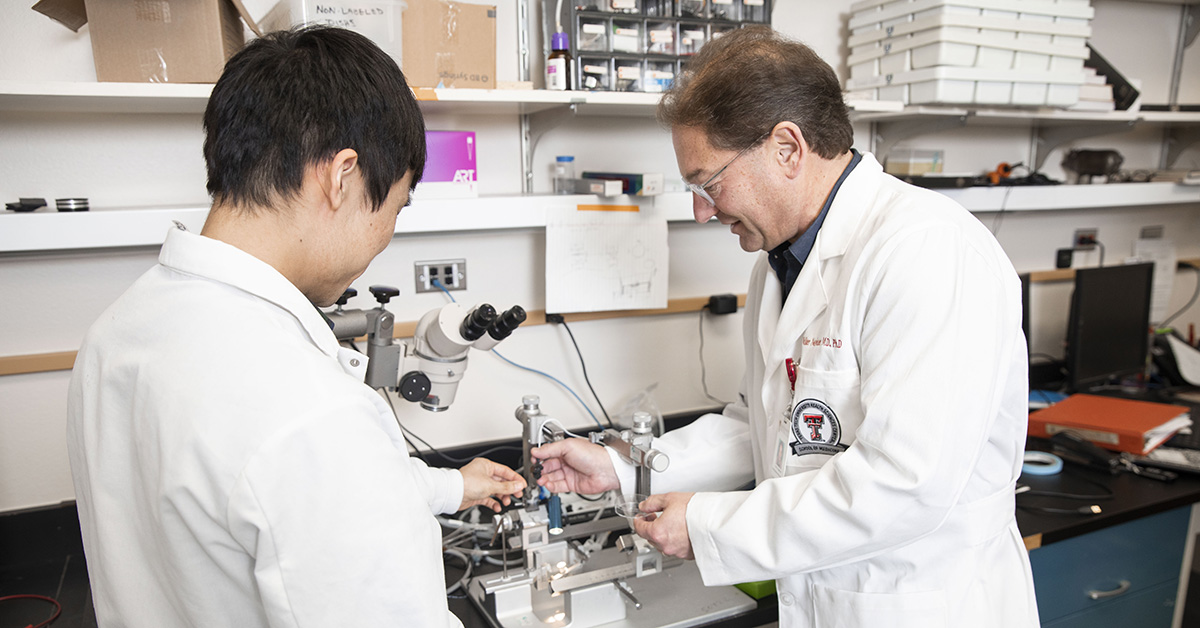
[460,304,497,341]
[489,305,527,341]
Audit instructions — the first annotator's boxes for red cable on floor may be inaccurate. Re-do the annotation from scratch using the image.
[0,594,63,628]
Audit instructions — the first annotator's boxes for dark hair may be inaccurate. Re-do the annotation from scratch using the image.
[204,26,425,212]
[658,26,852,159]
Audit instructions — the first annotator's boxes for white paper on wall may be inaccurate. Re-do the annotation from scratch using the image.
[1131,239,1177,325]
[545,208,668,314]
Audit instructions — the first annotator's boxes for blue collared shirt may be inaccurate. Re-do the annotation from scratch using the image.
[768,149,861,301]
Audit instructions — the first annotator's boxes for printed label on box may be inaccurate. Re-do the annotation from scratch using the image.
[413,131,478,200]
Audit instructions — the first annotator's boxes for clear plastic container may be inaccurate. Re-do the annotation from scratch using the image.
[578,57,611,90]
[709,23,737,41]
[615,59,642,91]
[646,21,676,55]
[679,24,707,55]
[643,60,676,93]
[577,17,609,51]
[609,0,639,13]
[709,0,738,21]
[611,19,643,53]
[678,0,707,18]
[553,155,576,194]
[740,0,767,22]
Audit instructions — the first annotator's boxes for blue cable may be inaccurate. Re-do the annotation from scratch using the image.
[431,279,603,428]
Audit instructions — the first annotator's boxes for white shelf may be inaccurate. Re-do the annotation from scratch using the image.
[5,185,1197,254]
[0,81,663,116]
[0,193,696,253]
[940,181,1200,212]
[850,103,1200,125]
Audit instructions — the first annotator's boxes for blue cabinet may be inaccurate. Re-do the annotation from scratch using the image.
[1028,506,1190,627]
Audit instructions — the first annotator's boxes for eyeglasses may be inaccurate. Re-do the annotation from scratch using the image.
[682,129,773,206]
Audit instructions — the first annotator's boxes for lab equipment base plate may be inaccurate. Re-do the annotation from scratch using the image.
[468,560,756,628]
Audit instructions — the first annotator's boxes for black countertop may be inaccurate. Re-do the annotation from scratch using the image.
[443,400,1200,626]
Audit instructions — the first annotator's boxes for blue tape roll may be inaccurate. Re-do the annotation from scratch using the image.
[1022,451,1063,476]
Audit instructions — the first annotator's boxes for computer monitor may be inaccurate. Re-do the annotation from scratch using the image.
[1065,262,1154,392]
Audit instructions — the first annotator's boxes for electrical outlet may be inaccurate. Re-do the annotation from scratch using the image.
[1073,228,1098,250]
[414,259,467,293]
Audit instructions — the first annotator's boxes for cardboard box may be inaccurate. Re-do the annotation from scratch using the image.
[411,131,478,200]
[281,1,407,66]
[33,0,248,83]
[401,0,496,88]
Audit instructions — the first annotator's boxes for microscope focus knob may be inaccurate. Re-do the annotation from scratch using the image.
[398,371,432,402]
[644,450,669,473]
[335,287,358,306]
[369,285,400,304]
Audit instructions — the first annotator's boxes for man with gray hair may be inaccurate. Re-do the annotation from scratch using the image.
[534,26,1038,627]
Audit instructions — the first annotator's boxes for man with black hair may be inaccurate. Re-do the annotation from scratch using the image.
[67,26,521,627]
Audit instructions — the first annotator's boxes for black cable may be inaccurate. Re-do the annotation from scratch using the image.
[698,308,729,405]
[990,184,1014,235]
[378,388,521,464]
[1017,504,1103,515]
[1161,263,1200,329]
[1095,240,1105,267]
[553,319,614,428]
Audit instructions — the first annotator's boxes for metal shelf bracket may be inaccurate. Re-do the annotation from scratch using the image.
[521,103,578,193]
[1032,120,1137,171]
[872,114,970,161]
[1162,124,1200,169]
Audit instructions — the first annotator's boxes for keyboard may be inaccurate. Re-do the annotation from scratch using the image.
[1166,430,1200,451]
[1130,446,1200,475]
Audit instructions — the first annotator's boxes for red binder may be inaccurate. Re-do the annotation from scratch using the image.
[1028,394,1192,455]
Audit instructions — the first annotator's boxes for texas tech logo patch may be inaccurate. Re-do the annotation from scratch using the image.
[790,398,848,455]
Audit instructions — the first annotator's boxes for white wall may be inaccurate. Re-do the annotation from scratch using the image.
[1,0,1198,513]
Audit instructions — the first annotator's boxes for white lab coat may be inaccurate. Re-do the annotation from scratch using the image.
[617,153,1039,627]
[67,227,465,628]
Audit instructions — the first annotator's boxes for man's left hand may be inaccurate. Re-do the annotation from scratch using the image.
[632,492,696,560]
[459,458,526,512]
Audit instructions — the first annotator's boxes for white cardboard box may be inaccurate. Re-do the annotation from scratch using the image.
[846,65,1083,106]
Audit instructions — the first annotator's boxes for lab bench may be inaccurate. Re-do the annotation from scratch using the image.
[1019,437,1200,628]
[440,407,1200,628]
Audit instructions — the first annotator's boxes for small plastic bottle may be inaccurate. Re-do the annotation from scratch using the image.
[546,32,573,91]
[553,156,575,194]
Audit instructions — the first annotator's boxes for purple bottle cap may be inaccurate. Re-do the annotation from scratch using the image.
[552,32,570,51]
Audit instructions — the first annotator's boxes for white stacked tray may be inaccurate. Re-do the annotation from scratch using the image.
[847,65,1084,106]
[845,0,1093,106]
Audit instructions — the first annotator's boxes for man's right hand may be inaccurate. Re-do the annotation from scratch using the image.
[530,439,621,495]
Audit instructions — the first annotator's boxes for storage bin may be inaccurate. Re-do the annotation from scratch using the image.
[643,60,676,92]
[848,22,1088,80]
[740,0,768,22]
[679,23,707,54]
[578,17,609,52]
[646,20,676,55]
[846,65,1083,106]
[709,0,738,21]
[611,19,643,53]
[579,57,612,90]
[614,59,643,91]
[847,0,1090,107]
[678,0,707,18]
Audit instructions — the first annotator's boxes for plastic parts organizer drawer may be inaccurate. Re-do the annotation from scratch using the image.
[1027,506,1189,622]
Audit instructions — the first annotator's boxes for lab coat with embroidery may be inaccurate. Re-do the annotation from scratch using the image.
[67,228,465,628]
[611,153,1038,627]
